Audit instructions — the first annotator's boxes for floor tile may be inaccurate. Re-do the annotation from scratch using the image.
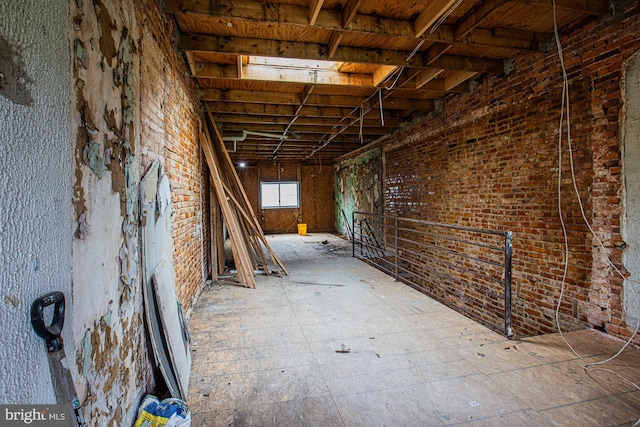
[187,233,640,427]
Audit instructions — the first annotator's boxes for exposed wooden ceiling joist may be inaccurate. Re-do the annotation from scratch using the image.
[165,0,610,162]
[179,34,508,73]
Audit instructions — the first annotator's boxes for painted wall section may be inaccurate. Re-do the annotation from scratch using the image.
[0,0,72,405]
[622,51,640,327]
[70,0,204,424]
[71,0,146,423]
[334,148,382,236]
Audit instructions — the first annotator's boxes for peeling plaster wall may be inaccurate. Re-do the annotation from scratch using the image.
[70,0,147,424]
[69,0,205,424]
[334,148,383,235]
[622,50,640,326]
[0,1,72,404]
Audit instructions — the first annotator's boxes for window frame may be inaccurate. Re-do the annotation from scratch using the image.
[260,181,300,209]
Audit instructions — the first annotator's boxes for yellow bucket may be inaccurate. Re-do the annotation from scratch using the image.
[297,223,307,235]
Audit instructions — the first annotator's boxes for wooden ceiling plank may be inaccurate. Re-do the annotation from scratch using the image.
[309,0,325,25]
[415,0,464,37]
[454,0,506,41]
[201,89,301,104]
[342,0,364,28]
[414,67,445,89]
[205,101,408,119]
[195,63,240,78]
[426,43,453,64]
[179,34,506,73]
[444,70,478,90]
[430,54,505,74]
[185,51,197,77]
[222,121,393,132]
[463,28,552,50]
[373,65,400,87]
[165,0,438,40]
[166,1,561,52]
[214,114,403,127]
[512,0,610,15]
[327,31,344,59]
[206,101,297,116]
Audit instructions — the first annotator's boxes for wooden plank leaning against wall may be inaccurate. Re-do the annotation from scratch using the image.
[200,111,288,289]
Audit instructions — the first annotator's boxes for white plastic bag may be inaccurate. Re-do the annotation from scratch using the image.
[134,394,191,427]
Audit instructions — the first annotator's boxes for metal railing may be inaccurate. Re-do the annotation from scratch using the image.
[353,212,513,337]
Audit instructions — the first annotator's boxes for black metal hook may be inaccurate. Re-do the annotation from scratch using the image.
[31,291,65,352]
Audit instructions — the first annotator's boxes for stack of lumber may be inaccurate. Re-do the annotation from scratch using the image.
[201,109,288,288]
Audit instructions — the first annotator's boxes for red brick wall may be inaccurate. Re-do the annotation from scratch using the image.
[351,8,640,339]
[138,0,206,309]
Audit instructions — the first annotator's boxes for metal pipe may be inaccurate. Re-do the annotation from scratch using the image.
[394,216,399,280]
[222,130,288,153]
[504,231,513,337]
[354,211,510,237]
[352,211,355,258]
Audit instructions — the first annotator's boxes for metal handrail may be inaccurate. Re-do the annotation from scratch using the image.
[353,211,513,337]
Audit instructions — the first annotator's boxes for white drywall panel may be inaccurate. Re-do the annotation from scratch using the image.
[0,0,72,404]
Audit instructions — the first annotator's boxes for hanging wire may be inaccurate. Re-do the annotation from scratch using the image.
[551,3,640,422]
[429,0,464,34]
[378,88,384,126]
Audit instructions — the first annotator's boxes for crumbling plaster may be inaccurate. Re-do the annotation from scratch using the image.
[334,148,382,235]
[0,0,72,404]
[622,50,640,326]
[70,0,147,424]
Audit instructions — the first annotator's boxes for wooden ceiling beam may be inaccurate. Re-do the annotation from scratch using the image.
[309,0,324,25]
[514,0,610,14]
[179,34,507,74]
[327,31,344,59]
[195,64,464,93]
[373,66,400,87]
[414,68,445,89]
[342,0,364,28]
[165,0,557,52]
[454,0,506,41]
[221,123,393,134]
[426,43,454,65]
[213,114,403,127]
[415,0,464,37]
[201,90,435,109]
[461,28,553,50]
[444,71,478,90]
[195,62,374,86]
[205,101,408,119]
[194,63,240,78]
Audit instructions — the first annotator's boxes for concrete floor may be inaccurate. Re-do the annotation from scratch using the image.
[188,233,640,426]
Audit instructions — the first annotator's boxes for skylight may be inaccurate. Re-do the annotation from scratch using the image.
[248,56,343,71]
[243,56,372,86]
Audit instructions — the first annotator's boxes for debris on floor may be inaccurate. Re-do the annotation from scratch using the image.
[134,395,191,427]
[335,344,351,353]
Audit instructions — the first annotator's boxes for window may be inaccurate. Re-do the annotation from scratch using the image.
[260,181,299,209]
